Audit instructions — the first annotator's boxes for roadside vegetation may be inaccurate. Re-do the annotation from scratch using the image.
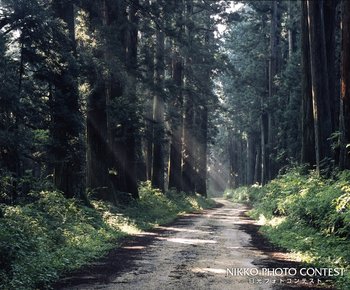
[224,168,350,289]
[0,182,215,290]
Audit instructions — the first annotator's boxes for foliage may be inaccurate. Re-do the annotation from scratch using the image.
[223,186,250,202]
[0,183,214,290]
[225,168,350,289]
[214,0,303,187]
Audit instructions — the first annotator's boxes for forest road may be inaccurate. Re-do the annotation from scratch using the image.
[57,199,332,290]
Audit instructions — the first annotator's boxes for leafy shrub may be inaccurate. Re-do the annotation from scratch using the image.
[0,184,214,290]
[226,168,350,289]
[224,187,250,202]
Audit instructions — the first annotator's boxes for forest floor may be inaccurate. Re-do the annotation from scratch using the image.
[54,199,334,290]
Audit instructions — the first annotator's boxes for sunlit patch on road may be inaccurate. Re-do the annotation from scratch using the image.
[191,267,227,275]
[157,237,217,245]
[156,226,213,234]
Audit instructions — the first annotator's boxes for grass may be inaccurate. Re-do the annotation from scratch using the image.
[224,168,350,290]
[0,181,215,290]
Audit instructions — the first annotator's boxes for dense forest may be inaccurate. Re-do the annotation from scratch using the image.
[0,0,225,205]
[1,0,350,205]
[1,0,350,289]
[215,0,350,189]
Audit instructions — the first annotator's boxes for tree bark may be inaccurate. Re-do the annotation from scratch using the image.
[151,26,165,192]
[196,104,208,197]
[145,50,154,181]
[324,0,338,133]
[181,0,196,194]
[307,0,333,173]
[254,144,261,184]
[268,0,279,181]
[301,0,316,167]
[287,0,295,58]
[340,0,350,169]
[52,0,86,200]
[182,89,196,193]
[124,0,139,198]
[168,56,183,192]
[228,133,238,189]
[246,132,256,185]
[261,107,269,185]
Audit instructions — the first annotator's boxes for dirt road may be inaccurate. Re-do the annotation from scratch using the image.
[56,199,333,290]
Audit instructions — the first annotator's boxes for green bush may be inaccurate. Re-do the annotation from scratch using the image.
[224,187,250,202]
[0,184,214,290]
[225,168,350,289]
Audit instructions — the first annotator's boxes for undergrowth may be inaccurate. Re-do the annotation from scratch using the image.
[0,182,214,290]
[224,168,350,289]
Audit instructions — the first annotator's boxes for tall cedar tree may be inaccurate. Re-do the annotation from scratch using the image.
[86,0,111,201]
[340,0,350,169]
[182,0,196,194]
[301,0,316,167]
[51,0,86,200]
[306,0,333,173]
[168,1,185,192]
[151,4,165,192]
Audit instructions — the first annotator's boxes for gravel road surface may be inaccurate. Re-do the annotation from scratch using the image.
[56,199,334,290]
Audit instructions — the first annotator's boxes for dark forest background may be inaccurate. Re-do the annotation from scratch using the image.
[1,0,350,203]
[0,0,223,205]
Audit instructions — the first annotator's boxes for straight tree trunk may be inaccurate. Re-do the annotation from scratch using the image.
[168,1,185,192]
[196,104,208,197]
[307,0,333,173]
[246,132,256,185]
[268,0,279,181]
[324,0,338,133]
[261,62,269,185]
[140,24,155,182]
[254,144,261,184]
[228,133,238,189]
[145,52,154,181]
[195,26,211,197]
[182,88,196,193]
[260,12,269,185]
[340,0,350,169]
[151,27,165,192]
[87,0,111,201]
[168,56,183,191]
[102,0,139,201]
[123,0,139,198]
[181,0,196,194]
[52,0,86,200]
[287,0,295,58]
[301,0,316,167]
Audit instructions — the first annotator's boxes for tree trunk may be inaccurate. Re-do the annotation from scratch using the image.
[254,144,261,184]
[287,0,295,58]
[324,0,338,133]
[151,27,165,192]
[87,80,109,200]
[261,58,269,186]
[268,0,279,181]
[246,132,256,185]
[181,0,196,194]
[52,0,86,200]
[124,0,139,198]
[301,0,316,167]
[182,89,196,193]
[145,71,154,182]
[228,133,238,189]
[260,13,269,186]
[196,104,208,197]
[307,0,333,173]
[340,0,350,169]
[168,56,183,192]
